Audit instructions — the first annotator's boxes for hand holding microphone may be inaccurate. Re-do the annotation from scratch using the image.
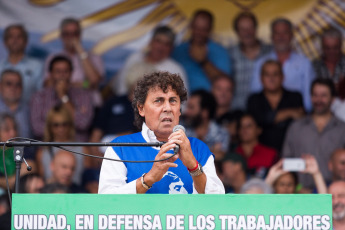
[172,125,185,154]
[169,125,197,170]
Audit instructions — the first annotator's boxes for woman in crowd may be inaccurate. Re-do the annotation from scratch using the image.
[234,113,277,178]
[265,156,327,194]
[36,105,90,186]
[0,113,36,190]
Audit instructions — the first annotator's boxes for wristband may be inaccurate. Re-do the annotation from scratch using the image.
[141,173,152,190]
[187,160,199,172]
[188,163,204,177]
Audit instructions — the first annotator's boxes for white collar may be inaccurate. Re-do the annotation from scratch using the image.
[141,123,160,150]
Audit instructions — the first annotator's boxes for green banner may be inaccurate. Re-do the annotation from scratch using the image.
[12,194,332,230]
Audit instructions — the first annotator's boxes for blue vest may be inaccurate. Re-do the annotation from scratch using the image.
[111,132,212,194]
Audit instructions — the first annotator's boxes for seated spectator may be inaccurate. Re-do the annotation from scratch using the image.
[247,60,304,152]
[250,18,315,111]
[240,178,272,194]
[36,105,89,186]
[182,90,230,161]
[212,76,239,149]
[235,114,277,178]
[312,27,345,86]
[282,78,345,190]
[328,181,345,230]
[331,78,345,123]
[88,90,136,168]
[43,18,104,106]
[47,149,85,193]
[229,11,272,110]
[0,113,36,190]
[19,173,45,193]
[328,149,345,182]
[112,26,188,96]
[221,154,248,193]
[0,24,43,104]
[212,75,235,123]
[0,69,31,137]
[31,55,94,141]
[173,9,231,92]
[265,156,327,194]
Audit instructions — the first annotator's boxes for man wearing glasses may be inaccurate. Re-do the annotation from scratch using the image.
[0,69,31,138]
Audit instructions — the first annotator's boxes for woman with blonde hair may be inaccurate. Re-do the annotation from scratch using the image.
[0,113,36,190]
[36,105,90,186]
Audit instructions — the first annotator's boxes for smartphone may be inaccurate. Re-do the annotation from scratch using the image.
[283,158,306,172]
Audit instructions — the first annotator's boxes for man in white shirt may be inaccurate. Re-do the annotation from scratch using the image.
[99,72,224,194]
[112,26,188,96]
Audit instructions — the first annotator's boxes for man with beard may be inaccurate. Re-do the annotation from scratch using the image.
[329,181,345,230]
[282,78,345,191]
[182,90,230,162]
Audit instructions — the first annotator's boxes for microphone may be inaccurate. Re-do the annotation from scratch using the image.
[172,125,185,154]
[23,158,32,171]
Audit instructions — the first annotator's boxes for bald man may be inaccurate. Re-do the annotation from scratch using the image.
[50,150,76,186]
[49,150,85,193]
[329,181,345,230]
[329,149,345,182]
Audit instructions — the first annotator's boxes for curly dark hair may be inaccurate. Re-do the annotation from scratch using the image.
[132,71,188,129]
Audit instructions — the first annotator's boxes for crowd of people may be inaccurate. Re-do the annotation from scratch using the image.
[0,8,345,228]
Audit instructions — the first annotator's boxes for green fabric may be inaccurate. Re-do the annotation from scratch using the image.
[0,147,15,176]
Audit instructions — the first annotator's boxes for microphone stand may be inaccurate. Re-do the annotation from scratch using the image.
[2,140,165,193]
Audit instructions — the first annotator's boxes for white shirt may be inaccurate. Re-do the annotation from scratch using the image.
[98,123,225,194]
[112,52,189,96]
[332,98,345,123]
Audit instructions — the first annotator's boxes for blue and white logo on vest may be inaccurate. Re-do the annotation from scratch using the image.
[162,171,188,194]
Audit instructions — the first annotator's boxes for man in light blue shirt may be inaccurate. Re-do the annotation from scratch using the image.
[0,69,31,137]
[250,18,315,111]
[173,10,231,93]
[0,24,43,104]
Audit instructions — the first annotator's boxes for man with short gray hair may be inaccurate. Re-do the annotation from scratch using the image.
[328,181,345,230]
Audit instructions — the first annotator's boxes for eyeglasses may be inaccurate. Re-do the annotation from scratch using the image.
[51,122,70,128]
[3,81,22,88]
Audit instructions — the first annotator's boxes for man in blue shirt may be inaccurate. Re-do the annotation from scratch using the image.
[172,10,231,92]
[250,18,315,111]
[0,69,31,137]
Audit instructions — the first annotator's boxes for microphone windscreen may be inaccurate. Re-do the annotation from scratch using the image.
[173,125,185,133]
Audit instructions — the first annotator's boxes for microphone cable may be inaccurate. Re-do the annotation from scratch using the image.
[2,137,178,207]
